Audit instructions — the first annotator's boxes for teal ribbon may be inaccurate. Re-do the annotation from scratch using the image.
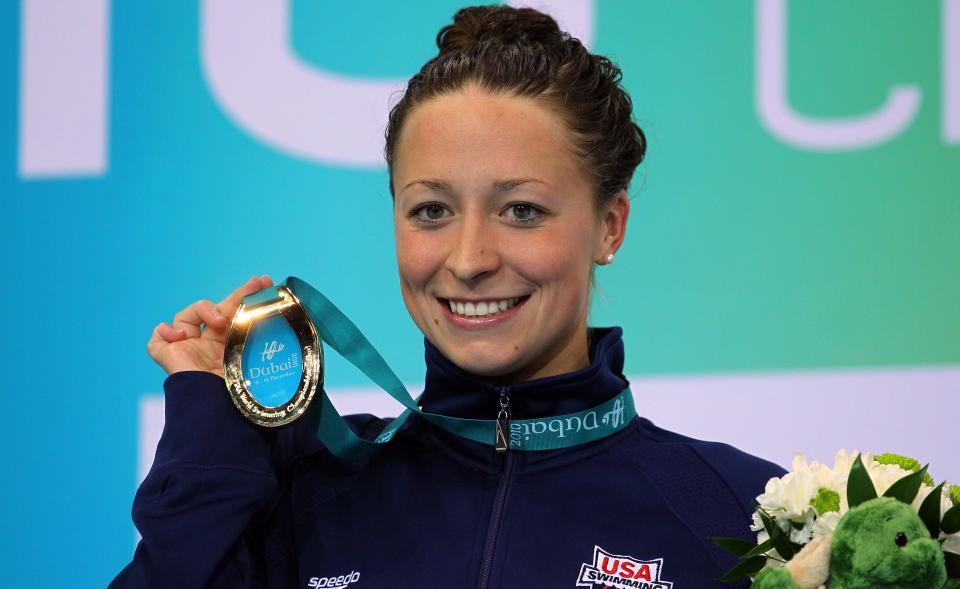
[243,276,637,461]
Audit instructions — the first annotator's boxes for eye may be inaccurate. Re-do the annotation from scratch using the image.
[409,203,452,225]
[501,202,545,225]
[895,532,908,547]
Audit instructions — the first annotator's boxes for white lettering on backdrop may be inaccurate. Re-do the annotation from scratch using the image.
[18,0,109,178]
[199,0,593,168]
[755,0,921,150]
[17,1,957,179]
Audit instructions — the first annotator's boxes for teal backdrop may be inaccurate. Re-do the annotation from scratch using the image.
[3,1,958,586]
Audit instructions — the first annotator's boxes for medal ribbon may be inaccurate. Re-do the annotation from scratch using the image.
[242,276,637,461]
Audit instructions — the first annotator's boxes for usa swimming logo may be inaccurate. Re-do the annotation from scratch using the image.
[576,545,674,589]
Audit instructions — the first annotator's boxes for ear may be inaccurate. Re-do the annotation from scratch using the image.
[594,189,630,263]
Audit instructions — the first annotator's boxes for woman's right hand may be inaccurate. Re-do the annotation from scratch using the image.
[148,275,274,377]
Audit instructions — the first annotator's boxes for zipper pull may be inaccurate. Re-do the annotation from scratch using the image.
[494,386,511,453]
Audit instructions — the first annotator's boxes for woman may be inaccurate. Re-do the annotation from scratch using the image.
[114,6,784,588]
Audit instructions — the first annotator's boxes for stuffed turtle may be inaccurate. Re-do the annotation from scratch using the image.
[714,453,960,588]
[751,496,946,589]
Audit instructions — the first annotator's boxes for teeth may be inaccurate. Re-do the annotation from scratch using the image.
[446,297,522,318]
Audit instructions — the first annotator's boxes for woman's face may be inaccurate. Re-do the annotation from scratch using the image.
[392,85,628,382]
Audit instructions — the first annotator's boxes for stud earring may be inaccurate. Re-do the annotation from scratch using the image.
[604,253,615,264]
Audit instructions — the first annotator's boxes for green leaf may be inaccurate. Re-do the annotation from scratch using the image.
[945,550,960,579]
[918,482,945,539]
[756,509,796,560]
[710,536,757,557]
[848,453,877,508]
[758,508,776,537]
[742,538,775,559]
[883,464,929,505]
[943,505,960,535]
[717,556,768,583]
[770,531,796,560]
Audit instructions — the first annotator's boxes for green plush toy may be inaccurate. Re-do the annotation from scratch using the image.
[751,496,947,589]
[713,453,960,589]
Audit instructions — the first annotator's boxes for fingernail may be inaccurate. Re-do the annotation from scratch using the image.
[214,307,224,319]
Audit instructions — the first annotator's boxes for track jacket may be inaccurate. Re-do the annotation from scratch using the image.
[111,327,785,588]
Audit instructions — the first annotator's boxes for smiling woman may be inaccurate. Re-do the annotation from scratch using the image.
[112,5,786,588]
[392,87,628,382]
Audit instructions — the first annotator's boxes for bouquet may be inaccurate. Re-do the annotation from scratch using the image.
[713,450,960,588]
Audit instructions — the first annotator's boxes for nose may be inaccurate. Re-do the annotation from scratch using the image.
[446,211,501,284]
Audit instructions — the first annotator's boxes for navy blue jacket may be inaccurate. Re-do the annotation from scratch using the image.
[112,327,785,588]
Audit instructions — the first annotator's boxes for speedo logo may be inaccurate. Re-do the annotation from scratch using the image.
[307,571,360,588]
[576,546,673,589]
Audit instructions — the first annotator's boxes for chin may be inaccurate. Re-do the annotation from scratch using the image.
[443,344,523,379]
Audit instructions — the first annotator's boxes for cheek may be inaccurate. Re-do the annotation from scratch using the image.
[508,225,595,293]
[395,229,443,294]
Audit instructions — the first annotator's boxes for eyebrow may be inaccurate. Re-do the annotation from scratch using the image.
[401,178,452,193]
[401,177,547,194]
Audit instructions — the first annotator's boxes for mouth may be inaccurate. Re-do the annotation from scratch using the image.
[436,295,531,328]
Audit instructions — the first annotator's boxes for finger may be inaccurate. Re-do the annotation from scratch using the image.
[216,275,270,319]
[147,324,167,361]
[173,299,221,338]
[197,299,233,344]
[153,322,187,343]
[195,299,227,330]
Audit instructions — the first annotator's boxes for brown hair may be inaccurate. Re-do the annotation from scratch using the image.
[384,4,647,207]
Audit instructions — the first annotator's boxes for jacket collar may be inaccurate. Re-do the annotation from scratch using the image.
[418,326,629,420]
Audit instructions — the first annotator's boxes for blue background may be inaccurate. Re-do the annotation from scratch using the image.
[3,1,958,585]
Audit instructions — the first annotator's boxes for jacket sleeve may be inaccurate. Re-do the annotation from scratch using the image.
[109,371,282,589]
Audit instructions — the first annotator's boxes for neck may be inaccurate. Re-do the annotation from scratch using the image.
[492,326,590,385]
[419,326,627,420]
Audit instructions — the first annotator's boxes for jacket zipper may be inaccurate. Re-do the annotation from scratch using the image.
[494,385,511,453]
[477,386,516,589]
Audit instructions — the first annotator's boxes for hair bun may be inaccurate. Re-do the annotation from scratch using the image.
[436,5,563,53]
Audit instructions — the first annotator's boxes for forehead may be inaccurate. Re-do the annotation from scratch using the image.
[393,87,590,194]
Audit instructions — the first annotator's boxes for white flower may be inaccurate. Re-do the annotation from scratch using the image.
[812,511,841,538]
[788,511,816,545]
[828,449,856,488]
[831,448,857,475]
[827,449,864,512]
[828,450,927,511]
[756,456,819,522]
[865,461,915,496]
[751,511,764,533]
[795,452,841,492]
[747,449,956,568]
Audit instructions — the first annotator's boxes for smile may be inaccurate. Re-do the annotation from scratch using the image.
[444,297,523,317]
[436,295,531,327]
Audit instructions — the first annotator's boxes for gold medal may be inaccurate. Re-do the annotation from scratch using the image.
[223,285,323,427]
